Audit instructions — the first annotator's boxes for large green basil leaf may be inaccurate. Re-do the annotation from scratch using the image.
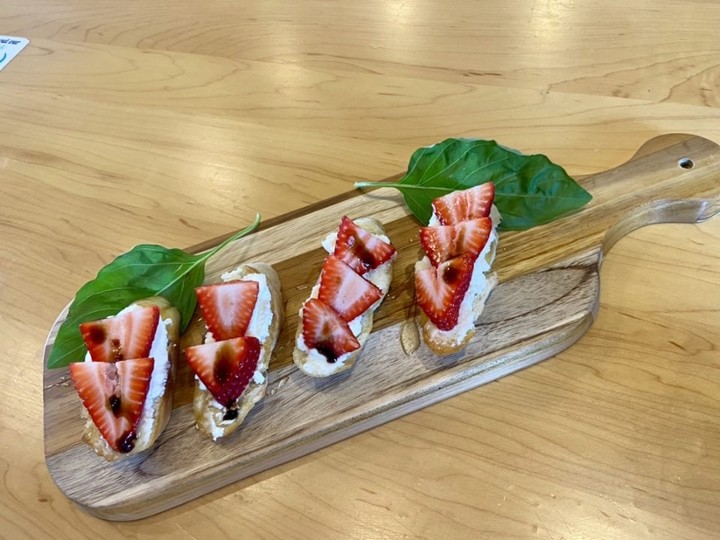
[47,215,260,369]
[356,138,592,229]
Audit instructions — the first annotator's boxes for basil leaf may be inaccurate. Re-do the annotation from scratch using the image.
[356,138,592,229]
[47,215,260,369]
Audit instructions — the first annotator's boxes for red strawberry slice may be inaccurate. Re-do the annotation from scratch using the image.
[432,182,495,225]
[80,305,160,362]
[195,280,259,340]
[318,255,382,321]
[69,357,154,453]
[334,216,396,275]
[302,298,360,363]
[419,217,492,266]
[185,337,261,408]
[415,254,476,331]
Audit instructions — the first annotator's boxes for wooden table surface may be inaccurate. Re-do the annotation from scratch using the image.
[2,1,719,538]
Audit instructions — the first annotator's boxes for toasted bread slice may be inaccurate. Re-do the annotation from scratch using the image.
[293,217,394,377]
[193,262,283,440]
[80,296,180,461]
[419,209,500,355]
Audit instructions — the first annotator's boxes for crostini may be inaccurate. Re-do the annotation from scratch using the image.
[68,296,180,461]
[293,216,396,377]
[184,262,283,440]
[414,183,500,355]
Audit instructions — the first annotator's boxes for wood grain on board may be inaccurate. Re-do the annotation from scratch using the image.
[43,134,720,519]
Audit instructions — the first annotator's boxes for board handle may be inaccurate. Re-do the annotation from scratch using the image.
[496,134,720,281]
[600,134,720,253]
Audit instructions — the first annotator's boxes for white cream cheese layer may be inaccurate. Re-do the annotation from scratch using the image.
[135,314,172,448]
[295,336,354,377]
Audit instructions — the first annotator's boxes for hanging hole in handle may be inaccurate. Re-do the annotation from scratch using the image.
[678,158,694,170]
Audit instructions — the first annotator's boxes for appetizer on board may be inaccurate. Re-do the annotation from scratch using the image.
[68,297,180,461]
[185,263,283,440]
[414,183,500,355]
[293,216,396,377]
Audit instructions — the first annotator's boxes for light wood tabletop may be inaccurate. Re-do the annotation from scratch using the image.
[2,1,720,538]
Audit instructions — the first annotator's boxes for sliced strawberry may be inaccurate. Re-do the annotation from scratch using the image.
[195,280,259,340]
[432,183,495,225]
[185,337,261,408]
[302,298,360,363]
[69,357,154,453]
[415,254,475,331]
[318,255,382,321]
[334,216,396,275]
[419,217,492,266]
[80,305,160,362]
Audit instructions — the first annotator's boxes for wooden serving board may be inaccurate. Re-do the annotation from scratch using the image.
[43,134,720,521]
